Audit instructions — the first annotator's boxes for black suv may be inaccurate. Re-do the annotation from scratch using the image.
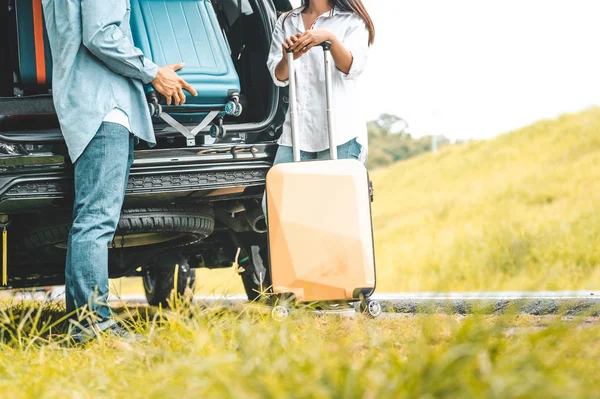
[0,0,293,305]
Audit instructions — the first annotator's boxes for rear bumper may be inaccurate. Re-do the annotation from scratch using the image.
[0,143,276,214]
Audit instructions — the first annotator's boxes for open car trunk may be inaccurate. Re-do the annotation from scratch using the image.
[0,0,299,290]
[0,0,289,152]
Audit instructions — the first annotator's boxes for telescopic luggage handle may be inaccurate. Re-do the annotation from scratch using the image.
[286,41,337,162]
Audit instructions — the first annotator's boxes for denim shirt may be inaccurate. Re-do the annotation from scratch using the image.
[42,0,159,162]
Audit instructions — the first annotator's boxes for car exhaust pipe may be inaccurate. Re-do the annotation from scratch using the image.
[244,201,267,234]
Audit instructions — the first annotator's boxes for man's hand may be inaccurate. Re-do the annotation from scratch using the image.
[151,63,198,106]
[291,29,334,53]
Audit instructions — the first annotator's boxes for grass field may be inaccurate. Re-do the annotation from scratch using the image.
[114,108,600,296]
[0,301,599,398]
[372,108,600,293]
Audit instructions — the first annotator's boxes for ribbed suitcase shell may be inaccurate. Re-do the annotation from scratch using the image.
[267,159,376,302]
[130,0,240,110]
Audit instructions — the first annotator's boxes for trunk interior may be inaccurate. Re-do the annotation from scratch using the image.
[0,0,288,149]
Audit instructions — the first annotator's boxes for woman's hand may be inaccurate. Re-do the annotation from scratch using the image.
[291,29,334,53]
[275,34,304,82]
[282,34,304,60]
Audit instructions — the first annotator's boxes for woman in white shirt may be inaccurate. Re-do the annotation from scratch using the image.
[266,0,375,165]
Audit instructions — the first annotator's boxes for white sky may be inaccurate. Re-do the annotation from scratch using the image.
[290,0,600,139]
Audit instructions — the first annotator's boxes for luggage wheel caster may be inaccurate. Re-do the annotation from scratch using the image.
[210,125,218,138]
[149,102,162,118]
[271,305,290,321]
[210,119,226,139]
[356,299,382,318]
[225,99,243,118]
[233,101,243,117]
[225,101,236,116]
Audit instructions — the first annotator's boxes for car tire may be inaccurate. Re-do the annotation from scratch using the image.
[23,205,215,250]
[142,253,196,307]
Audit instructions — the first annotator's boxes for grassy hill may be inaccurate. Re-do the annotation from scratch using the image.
[115,108,600,295]
[372,108,600,292]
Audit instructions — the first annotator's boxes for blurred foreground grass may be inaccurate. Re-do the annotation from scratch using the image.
[0,301,599,398]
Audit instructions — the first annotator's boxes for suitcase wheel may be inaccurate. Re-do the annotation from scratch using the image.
[148,101,163,118]
[224,101,236,116]
[356,299,382,318]
[233,101,243,117]
[209,124,219,138]
[224,100,243,118]
[210,118,226,139]
[271,305,290,321]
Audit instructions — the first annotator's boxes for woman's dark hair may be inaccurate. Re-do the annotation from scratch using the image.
[285,0,375,46]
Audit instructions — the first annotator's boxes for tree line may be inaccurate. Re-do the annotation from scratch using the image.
[366,114,455,169]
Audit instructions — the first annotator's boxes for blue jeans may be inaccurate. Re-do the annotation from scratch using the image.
[66,122,134,321]
[262,138,362,218]
[273,138,362,164]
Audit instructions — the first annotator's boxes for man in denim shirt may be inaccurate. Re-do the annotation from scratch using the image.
[42,0,197,341]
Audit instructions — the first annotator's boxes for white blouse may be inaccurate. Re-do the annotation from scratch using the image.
[266,7,370,163]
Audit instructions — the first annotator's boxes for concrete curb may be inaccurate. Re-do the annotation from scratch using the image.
[109,291,600,316]
[379,297,600,316]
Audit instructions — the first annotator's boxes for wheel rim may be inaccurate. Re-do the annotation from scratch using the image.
[111,232,190,248]
[271,306,289,321]
[54,232,190,249]
[368,301,382,317]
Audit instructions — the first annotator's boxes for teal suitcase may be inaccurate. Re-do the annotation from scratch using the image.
[130,0,243,143]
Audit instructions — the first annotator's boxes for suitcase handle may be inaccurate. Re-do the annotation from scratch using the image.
[286,41,337,162]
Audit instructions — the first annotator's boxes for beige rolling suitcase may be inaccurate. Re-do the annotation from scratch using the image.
[266,42,380,318]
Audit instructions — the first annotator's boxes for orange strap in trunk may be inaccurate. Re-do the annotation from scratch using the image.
[32,0,46,85]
